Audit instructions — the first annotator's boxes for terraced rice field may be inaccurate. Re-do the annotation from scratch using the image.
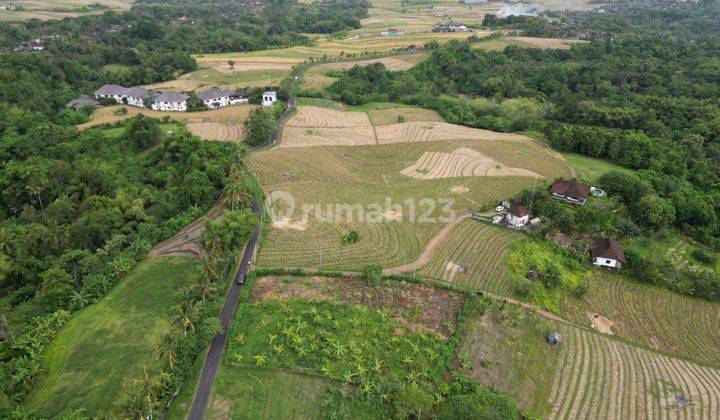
[282,105,376,147]
[187,122,244,142]
[286,106,372,128]
[367,107,443,126]
[561,272,720,367]
[249,141,567,270]
[195,31,482,64]
[375,121,530,144]
[400,147,542,179]
[418,220,523,295]
[281,106,539,148]
[78,105,255,140]
[549,326,720,419]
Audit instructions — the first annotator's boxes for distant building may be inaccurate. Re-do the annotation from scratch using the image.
[94,84,129,104]
[433,23,469,32]
[126,87,150,108]
[590,238,626,271]
[66,95,100,111]
[262,90,277,107]
[506,206,531,227]
[550,178,591,205]
[94,85,148,108]
[152,92,189,112]
[199,87,234,109]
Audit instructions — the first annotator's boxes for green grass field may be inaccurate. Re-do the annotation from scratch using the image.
[190,68,289,86]
[206,366,359,419]
[23,257,199,418]
[562,152,635,183]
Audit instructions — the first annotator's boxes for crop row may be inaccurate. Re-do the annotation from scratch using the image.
[549,326,720,419]
[561,272,720,367]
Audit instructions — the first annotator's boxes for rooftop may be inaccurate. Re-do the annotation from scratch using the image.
[154,92,189,103]
[591,238,626,263]
[551,178,592,199]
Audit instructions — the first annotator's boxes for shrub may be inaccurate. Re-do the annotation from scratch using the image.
[691,248,718,266]
[362,264,383,286]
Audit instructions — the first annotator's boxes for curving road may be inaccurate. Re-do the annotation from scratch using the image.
[187,199,261,420]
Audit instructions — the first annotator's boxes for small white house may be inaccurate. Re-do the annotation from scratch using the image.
[262,90,277,107]
[506,206,531,228]
[590,238,626,271]
[198,87,233,109]
[152,92,189,112]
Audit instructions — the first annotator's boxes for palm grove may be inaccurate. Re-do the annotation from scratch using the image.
[0,0,369,414]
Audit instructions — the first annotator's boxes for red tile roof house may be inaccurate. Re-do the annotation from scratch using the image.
[590,238,626,271]
[550,178,592,205]
[506,206,531,228]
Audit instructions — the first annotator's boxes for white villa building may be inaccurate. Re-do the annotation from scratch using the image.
[94,85,149,108]
[151,92,189,112]
[94,84,129,104]
[125,87,150,107]
[262,90,277,107]
[198,87,233,109]
[198,87,250,109]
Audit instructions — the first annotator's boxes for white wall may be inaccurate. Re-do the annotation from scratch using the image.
[593,257,618,268]
[204,96,230,109]
[151,101,187,112]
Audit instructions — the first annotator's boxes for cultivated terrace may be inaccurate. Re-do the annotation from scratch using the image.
[1,0,720,418]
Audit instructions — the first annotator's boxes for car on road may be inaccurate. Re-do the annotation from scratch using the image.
[237,273,245,285]
[495,205,505,212]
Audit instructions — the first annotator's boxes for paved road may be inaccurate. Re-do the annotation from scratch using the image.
[187,199,261,420]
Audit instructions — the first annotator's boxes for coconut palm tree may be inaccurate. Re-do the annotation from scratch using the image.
[158,331,176,369]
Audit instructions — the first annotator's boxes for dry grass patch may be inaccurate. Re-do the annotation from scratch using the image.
[250,275,465,337]
[196,57,301,74]
[400,147,542,180]
[281,126,377,147]
[187,122,244,142]
[368,107,443,125]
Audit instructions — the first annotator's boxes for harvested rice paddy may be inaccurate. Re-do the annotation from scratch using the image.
[463,299,720,419]
[280,105,536,148]
[187,122,244,142]
[418,220,523,294]
[400,147,543,179]
[561,271,720,367]
[249,140,570,270]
